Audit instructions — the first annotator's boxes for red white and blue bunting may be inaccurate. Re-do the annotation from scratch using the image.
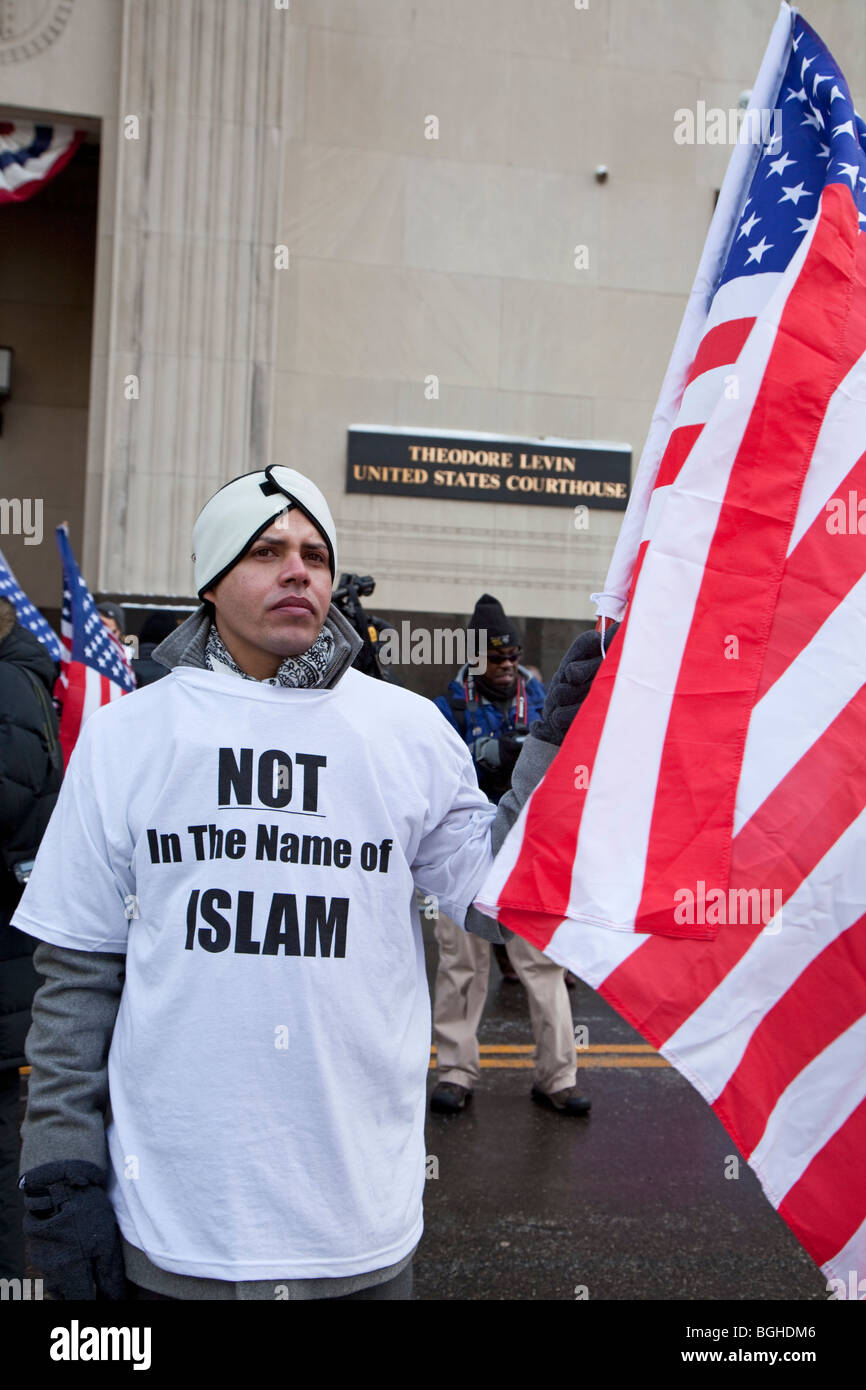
[0,122,86,205]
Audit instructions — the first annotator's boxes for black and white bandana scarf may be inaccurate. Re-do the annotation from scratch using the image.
[205,622,336,688]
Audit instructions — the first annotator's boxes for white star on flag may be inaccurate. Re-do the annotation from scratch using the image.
[837,161,859,186]
[738,211,761,239]
[745,236,773,264]
[832,120,855,138]
[779,182,812,205]
[768,151,796,176]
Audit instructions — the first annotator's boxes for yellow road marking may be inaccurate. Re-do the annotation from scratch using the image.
[427,1059,670,1070]
[581,1057,670,1068]
[430,1043,657,1054]
[21,1049,670,1079]
[429,1043,670,1070]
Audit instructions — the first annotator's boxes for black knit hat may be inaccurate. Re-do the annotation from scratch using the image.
[468,594,522,650]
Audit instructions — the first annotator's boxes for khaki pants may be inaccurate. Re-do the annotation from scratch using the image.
[432,913,577,1093]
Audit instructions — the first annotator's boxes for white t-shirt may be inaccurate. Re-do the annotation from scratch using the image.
[13,664,495,1280]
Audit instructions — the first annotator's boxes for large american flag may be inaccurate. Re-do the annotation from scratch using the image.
[55,526,136,766]
[477,5,866,1294]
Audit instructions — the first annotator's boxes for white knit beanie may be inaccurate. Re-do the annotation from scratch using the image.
[192,467,338,596]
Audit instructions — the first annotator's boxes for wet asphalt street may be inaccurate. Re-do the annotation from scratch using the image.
[416,919,827,1303]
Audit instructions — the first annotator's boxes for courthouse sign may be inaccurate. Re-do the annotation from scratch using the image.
[346,427,631,510]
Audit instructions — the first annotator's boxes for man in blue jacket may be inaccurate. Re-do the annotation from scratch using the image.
[434,594,546,805]
[430,595,590,1117]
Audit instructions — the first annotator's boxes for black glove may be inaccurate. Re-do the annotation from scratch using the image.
[497,735,525,772]
[532,623,620,746]
[21,1159,127,1300]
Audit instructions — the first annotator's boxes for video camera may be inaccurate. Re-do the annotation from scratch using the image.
[331,573,399,682]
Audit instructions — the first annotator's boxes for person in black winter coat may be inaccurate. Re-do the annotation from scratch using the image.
[0,597,63,1278]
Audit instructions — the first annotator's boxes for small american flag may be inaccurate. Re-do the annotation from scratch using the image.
[0,547,61,662]
[55,526,136,766]
[477,5,866,1294]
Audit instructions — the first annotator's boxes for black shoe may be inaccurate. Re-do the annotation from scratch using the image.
[531,1084,591,1116]
[430,1082,472,1113]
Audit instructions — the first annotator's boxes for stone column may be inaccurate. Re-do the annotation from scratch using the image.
[87,0,296,596]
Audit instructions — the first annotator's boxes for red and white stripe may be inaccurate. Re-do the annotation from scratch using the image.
[56,617,128,765]
[480,185,864,940]
[518,801,866,1290]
